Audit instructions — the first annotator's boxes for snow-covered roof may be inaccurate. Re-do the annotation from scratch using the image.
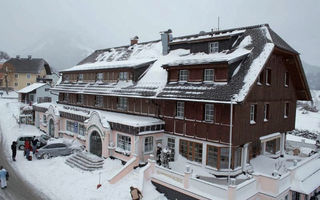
[35,103,164,128]
[17,83,48,94]
[54,24,304,103]
[291,157,320,194]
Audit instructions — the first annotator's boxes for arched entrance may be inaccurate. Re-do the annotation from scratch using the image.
[90,131,102,157]
[49,119,55,137]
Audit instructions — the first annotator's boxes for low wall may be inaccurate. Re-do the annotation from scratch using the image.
[109,156,138,184]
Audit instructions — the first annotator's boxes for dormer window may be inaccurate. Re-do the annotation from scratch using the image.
[119,72,128,81]
[96,73,104,81]
[78,74,83,82]
[209,42,219,53]
[204,69,214,82]
[179,70,188,82]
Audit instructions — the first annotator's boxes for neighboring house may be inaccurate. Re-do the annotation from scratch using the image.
[17,82,58,104]
[2,55,52,91]
[34,24,319,200]
[0,63,3,88]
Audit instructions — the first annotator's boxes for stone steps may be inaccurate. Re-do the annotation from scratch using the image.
[65,152,104,171]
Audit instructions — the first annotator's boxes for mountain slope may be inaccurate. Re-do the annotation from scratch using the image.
[302,61,320,90]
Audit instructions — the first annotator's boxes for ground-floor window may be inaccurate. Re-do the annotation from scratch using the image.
[292,191,300,200]
[207,145,242,169]
[167,137,175,161]
[144,136,153,153]
[179,139,202,163]
[66,120,78,133]
[78,124,85,136]
[117,134,131,151]
[266,137,280,154]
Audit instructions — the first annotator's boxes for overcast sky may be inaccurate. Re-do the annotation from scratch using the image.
[1,0,319,68]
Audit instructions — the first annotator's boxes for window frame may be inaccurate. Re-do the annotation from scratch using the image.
[176,102,185,118]
[15,73,19,79]
[77,94,84,104]
[250,104,257,124]
[78,74,84,81]
[119,72,128,81]
[204,69,214,82]
[284,71,289,87]
[95,95,104,107]
[26,73,31,79]
[204,104,214,122]
[284,102,289,118]
[179,139,202,163]
[264,103,269,122]
[265,68,271,85]
[257,71,264,85]
[96,73,104,81]
[144,136,154,153]
[179,70,188,82]
[117,134,131,152]
[118,97,128,110]
[209,42,219,53]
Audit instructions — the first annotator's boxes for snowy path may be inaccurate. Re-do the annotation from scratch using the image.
[0,124,49,200]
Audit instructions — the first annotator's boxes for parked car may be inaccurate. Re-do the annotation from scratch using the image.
[17,134,50,150]
[35,142,82,159]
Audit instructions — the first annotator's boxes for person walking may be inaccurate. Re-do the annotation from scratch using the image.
[32,136,38,154]
[130,186,143,200]
[24,140,31,160]
[11,141,17,161]
[0,166,8,189]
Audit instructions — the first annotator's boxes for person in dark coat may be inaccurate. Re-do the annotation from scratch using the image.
[11,141,17,161]
[32,136,38,154]
[130,186,143,200]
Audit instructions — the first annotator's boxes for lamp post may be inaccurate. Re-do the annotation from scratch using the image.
[227,99,234,184]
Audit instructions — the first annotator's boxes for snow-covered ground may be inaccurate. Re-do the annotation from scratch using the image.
[0,95,164,200]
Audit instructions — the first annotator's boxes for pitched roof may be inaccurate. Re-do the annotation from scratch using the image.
[53,24,309,102]
[17,83,48,94]
[4,58,52,75]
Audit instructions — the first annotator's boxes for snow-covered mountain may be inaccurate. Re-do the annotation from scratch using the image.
[21,31,95,71]
[302,61,320,90]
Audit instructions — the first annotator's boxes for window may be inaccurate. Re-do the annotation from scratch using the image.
[118,97,128,110]
[234,148,242,168]
[15,82,18,87]
[27,83,31,86]
[264,104,269,121]
[64,75,70,82]
[284,72,289,87]
[284,102,289,118]
[179,139,202,163]
[257,71,264,85]
[167,138,175,161]
[207,145,218,168]
[179,70,188,82]
[26,74,31,79]
[78,124,85,136]
[117,134,131,151]
[63,93,69,102]
[78,74,83,81]
[77,94,84,104]
[95,96,103,107]
[284,194,288,200]
[176,102,184,118]
[15,73,19,78]
[205,104,214,122]
[66,120,77,133]
[29,94,34,102]
[204,69,214,82]
[209,42,219,53]
[220,148,229,169]
[250,104,257,124]
[265,69,271,85]
[43,115,47,124]
[144,136,154,153]
[266,138,280,154]
[96,73,104,81]
[119,72,128,81]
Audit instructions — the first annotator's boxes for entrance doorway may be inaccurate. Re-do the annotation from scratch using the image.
[90,131,102,157]
[49,119,55,137]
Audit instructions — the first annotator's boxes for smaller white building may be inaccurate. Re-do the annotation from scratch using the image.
[17,83,58,104]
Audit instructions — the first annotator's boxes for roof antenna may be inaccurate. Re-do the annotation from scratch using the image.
[218,16,220,31]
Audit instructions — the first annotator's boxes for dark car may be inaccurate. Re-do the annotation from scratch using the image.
[35,142,82,159]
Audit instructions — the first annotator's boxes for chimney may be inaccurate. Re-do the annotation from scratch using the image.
[28,55,32,59]
[130,36,139,46]
[160,29,173,55]
[16,55,20,59]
